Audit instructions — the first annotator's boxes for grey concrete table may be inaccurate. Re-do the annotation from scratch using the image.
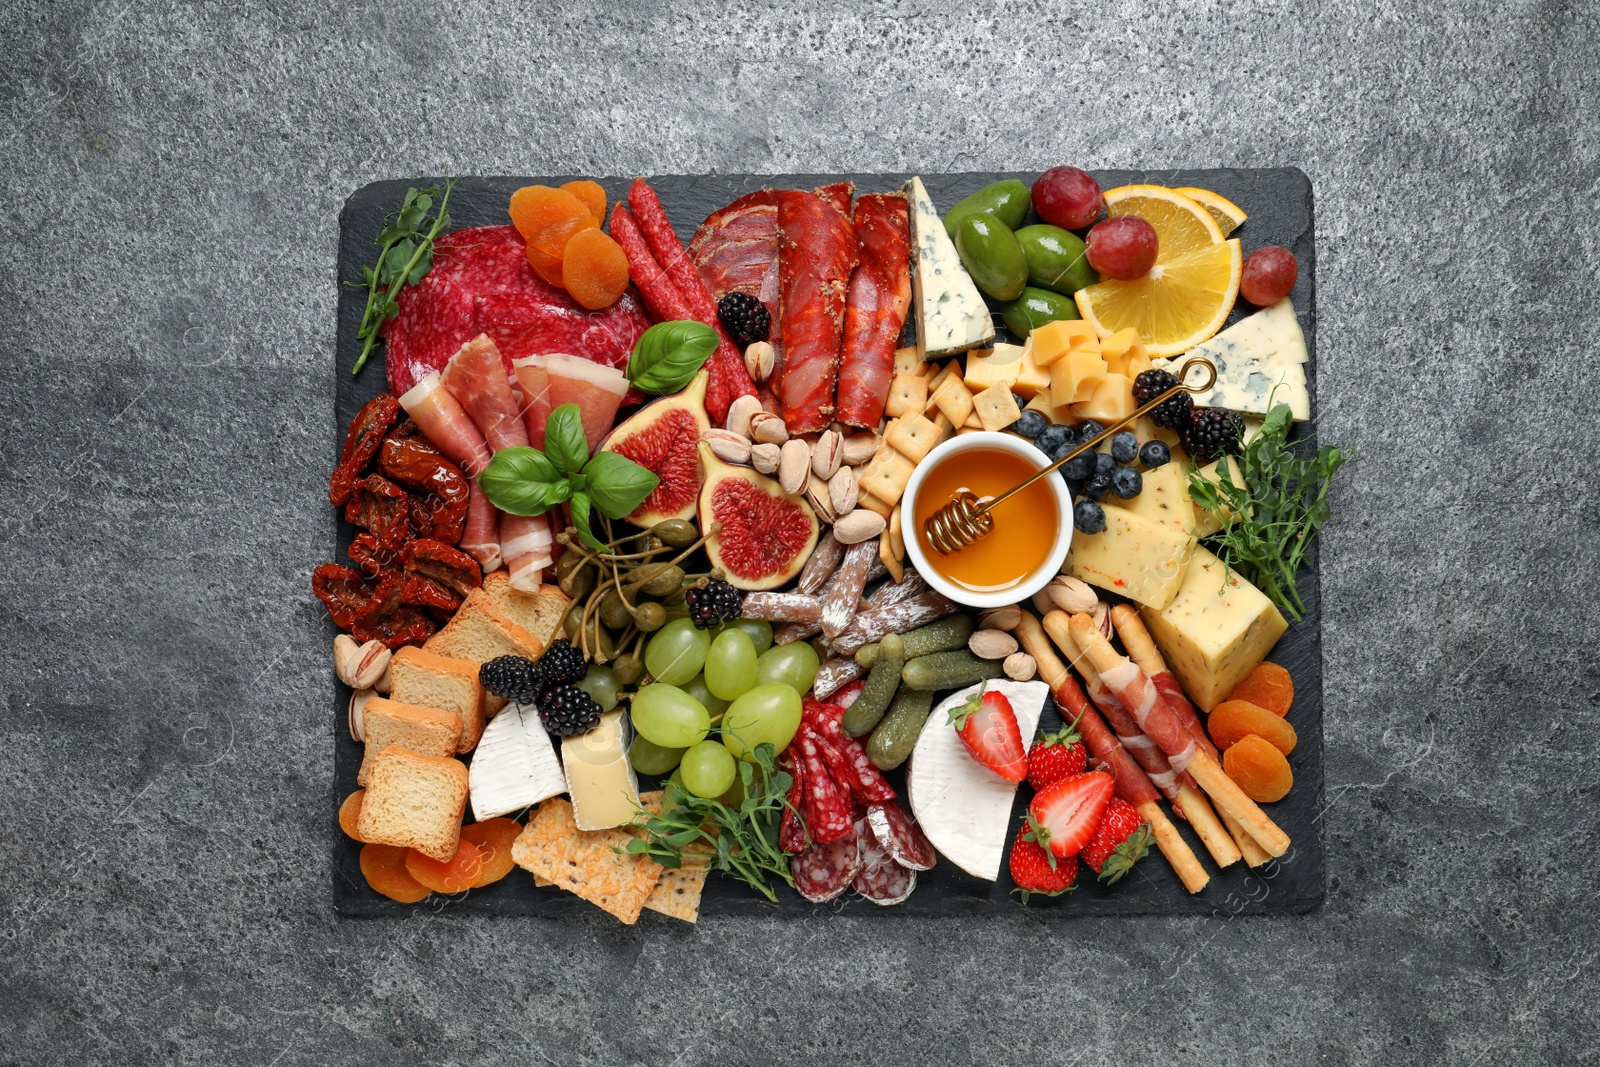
[2,3,1595,1064]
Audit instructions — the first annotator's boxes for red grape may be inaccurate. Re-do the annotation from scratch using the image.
[1085,217,1158,280]
[1240,246,1298,305]
[1032,166,1103,230]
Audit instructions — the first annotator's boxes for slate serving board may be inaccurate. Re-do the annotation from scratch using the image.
[332,170,1322,918]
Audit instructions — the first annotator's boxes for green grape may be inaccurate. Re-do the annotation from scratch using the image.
[680,674,729,721]
[704,628,759,701]
[679,740,738,799]
[629,683,710,749]
[644,618,710,686]
[575,665,620,712]
[629,734,685,776]
[720,682,803,761]
[716,618,774,655]
[755,641,820,695]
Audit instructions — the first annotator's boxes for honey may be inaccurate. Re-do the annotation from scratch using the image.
[913,447,1059,594]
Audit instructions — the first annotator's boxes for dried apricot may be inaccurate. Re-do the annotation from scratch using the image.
[360,843,431,903]
[404,838,485,894]
[562,229,631,310]
[561,180,607,221]
[1227,662,1294,717]
[1208,699,1298,755]
[461,817,522,888]
[338,789,366,841]
[508,185,590,242]
[1223,734,1293,803]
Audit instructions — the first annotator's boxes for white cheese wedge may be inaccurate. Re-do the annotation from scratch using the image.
[561,710,642,831]
[906,679,1048,881]
[468,705,566,821]
[1156,298,1310,420]
[904,177,994,359]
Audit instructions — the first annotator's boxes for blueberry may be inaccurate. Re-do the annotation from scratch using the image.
[1111,465,1143,499]
[1076,419,1105,443]
[1086,470,1113,500]
[1073,498,1107,534]
[1013,410,1048,439]
[1093,452,1117,477]
[1034,424,1070,460]
[1110,431,1139,464]
[1139,440,1171,469]
[1061,450,1095,480]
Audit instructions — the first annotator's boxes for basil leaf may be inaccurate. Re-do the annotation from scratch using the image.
[583,451,660,519]
[627,320,717,395]
[569,491,604,552]
[480,447,569,516]
[544,404,589,475]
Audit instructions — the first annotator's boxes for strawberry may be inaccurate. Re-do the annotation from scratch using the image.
[947,683,1027,782]
[1008,818,1078,903]
[1026,721,1087,791]
[1080,797,1154,884]
[1027,771,1114,858]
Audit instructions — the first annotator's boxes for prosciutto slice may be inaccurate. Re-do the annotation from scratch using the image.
[835,192,911,428]
[774,186,857,433]
[398,371,502,570]
[510,355,553,450]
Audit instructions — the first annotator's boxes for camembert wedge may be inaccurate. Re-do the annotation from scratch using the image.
[468,704,566,822]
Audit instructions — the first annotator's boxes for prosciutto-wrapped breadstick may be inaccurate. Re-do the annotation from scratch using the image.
[1014,613,1208,894]
[1067,613,1290,858]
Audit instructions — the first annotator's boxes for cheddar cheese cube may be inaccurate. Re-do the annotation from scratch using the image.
[1071,372,1135,422]
[1049,348,1109,407]
[1012,336,1052,398]
[1030,319,1098,367]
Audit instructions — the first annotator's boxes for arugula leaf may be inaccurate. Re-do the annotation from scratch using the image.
[479,447,570,516]
[582,451,660,519]
[568,491,604,552]
[627,320,717,395]
[543,404,590,476]
[350,180,454,375]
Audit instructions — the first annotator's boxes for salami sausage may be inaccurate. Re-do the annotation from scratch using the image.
[796,730,853,844]
[790,829,862,904]
[797,529,845,596]
[821,539,877,638]
[866,801,937,871]
[864,569,928,609]
[812,656,864,700]
[739,592,823,623]
[829,590,959,657]
[802,701,895,804]
[779,752,809,854]
[851,817,917,906]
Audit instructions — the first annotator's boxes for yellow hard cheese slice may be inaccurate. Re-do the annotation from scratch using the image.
[561,710,642,831]
[1139,545,1287,711]
[1104,463,1193,533]
[1064,506,1196,610]
[1071,372,1136,422]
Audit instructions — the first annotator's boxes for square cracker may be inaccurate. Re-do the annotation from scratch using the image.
[631,791,711,923]
[511,797,662,923]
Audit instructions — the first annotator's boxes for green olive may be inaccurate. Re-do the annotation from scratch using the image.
[1016,224,1098,295]
[650,519,700,547]
[634,601,668,632]
[954,213,1028,301]
[999,286,1080,338]
[598,588,632,631]
[612,654,644,686]
[942,179,1030,239]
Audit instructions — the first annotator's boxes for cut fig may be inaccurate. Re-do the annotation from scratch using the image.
[600,370,710,528]
[698,441,819,591]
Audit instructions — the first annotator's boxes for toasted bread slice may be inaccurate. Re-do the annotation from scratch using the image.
[480,572,571,651]
[425,589,546,713]
[389,646,486,754]
[356,747,469,862]
[358,696,463,787]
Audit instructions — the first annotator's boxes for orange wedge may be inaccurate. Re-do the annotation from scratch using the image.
[1174,187,1248,237]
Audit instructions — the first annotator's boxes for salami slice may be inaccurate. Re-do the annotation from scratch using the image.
[867,801,937,872]
[851,818,917,906]
[790,830,861,903]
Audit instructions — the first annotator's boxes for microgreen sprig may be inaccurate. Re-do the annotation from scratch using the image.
[349,181,456,376]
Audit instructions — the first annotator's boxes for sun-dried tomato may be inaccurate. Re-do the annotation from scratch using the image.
[349,572,437,649]
[312,564,374,630]
[401,574,464,614]
[348,532,404,577]
[403,539,482,598]
[379,435,470,546]
[343,475,411,552]
[329,394,401,507]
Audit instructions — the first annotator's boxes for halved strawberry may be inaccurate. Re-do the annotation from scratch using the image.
[948,683,1027,782]
[1026,720,1087,791]
[1027,771,1114,858]
[1080,797,1153,884]
[1008,817,1077,903]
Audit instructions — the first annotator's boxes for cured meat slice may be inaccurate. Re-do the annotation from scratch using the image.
[866,801,937,871]
[796,729,853,844]
[474,290,649,404]
[790,829,861,903]
[510,355,553,449]
[836,193,912,427]
[774,187,857,432]
[498,513,553,592]
[440,335,530,453]
[688,189,781,349]
[779,752,808,854]
[851,817,916,905]
[398,372,493,476]
[460,481,503,573]
[545,354,628,452]
[801,699,895,804]
[1053,674,1160,808]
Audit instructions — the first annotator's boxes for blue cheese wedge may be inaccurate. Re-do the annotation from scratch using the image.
[906,679,1048,881]
[561,710,642,831]
[468,704,566,821]
[1156,298,1310,420]
[904,177,994,359]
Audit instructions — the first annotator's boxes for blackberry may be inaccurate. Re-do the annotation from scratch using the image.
[686,579,744,629]
[479,655,544,705]
[539,638,588,688]
[1111,465,1143,499]
[1073,499,1107,534]
[1013,410,1048,439]
[1110,431,1139,464]
[1139,440,1171,469]
[717,292,771,347]
[1133,369,1194,431]
[1182,408,1245,464]
[538,684,604,736]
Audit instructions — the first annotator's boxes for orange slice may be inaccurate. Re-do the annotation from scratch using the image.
[1173,187,1248,238]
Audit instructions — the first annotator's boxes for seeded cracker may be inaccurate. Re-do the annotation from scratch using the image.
[632,790,712,924]
[510,797,662,923]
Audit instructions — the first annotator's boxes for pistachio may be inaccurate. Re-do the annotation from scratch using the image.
[335,635,391,690]
[750,441,781,474]
[1032,589,1057,617]
[727,394,763,438]
[1093,601,1113,638]
[1004,652,1038,682]
[978,605,1023,632]
[779,439,811,494]
[1048,575,1099,615]
[833,508,887,544]
[811,430,843,480]
[969,628,1020,660]
[702,428,753,466]
[840,432,879,466]
[744,341,776,382]
[749,410,789,445]
[828,466,857,515]
[806,473,838,524]
[349,688,374,741]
